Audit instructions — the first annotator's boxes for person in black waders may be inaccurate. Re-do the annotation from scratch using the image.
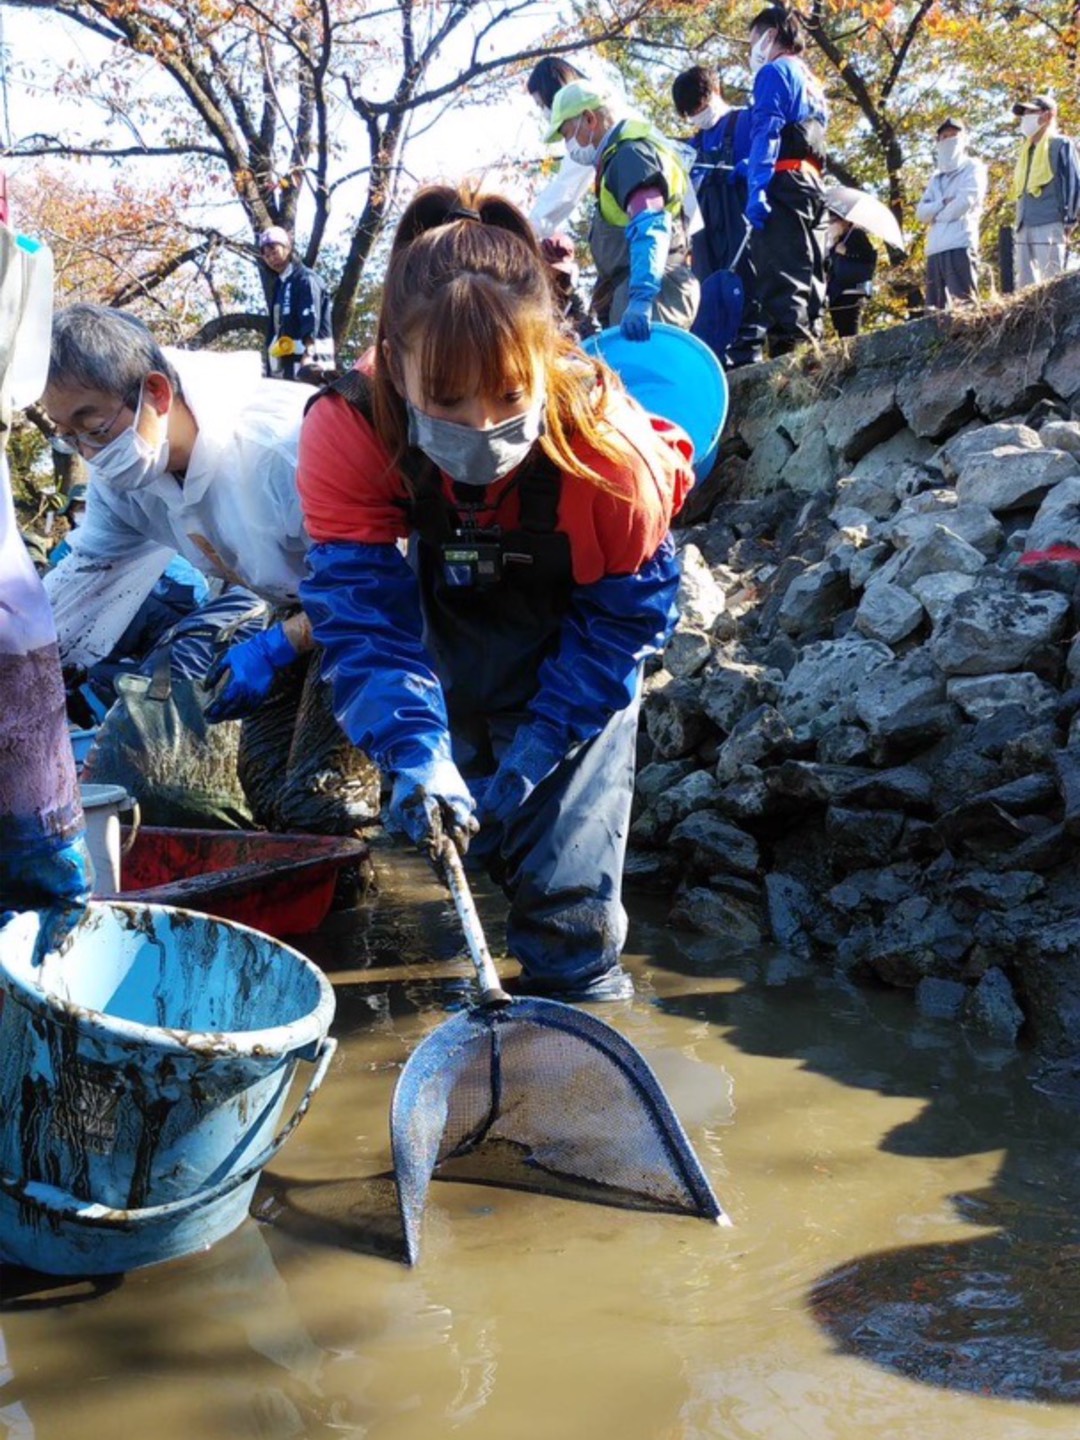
[296,185,695,1003]
[744,5,829,356]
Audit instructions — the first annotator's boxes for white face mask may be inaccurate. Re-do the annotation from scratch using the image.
[1019,112,1044,139]
[690,97,728,131]
[749,30,776,76]
[87,385,171,493]
[936,135,966,170]
[565,118,598,167]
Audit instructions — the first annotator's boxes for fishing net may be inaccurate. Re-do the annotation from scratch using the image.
[391,998,725,1264]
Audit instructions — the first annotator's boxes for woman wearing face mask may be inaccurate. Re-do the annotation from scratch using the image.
[525,56,595,240]
[744,4,829,355]
[914,118,987,310]
[297,184,695,1003]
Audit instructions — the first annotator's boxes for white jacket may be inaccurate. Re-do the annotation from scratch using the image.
[915,155,987,257]
[529,153,596,238]
[46,348,312,668]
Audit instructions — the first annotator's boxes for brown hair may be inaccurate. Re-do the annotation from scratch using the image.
[372,183,627,491]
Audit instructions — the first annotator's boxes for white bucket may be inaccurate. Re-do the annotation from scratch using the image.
[79,782,139,895]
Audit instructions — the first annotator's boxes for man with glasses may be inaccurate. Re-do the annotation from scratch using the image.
[42,304,377,833]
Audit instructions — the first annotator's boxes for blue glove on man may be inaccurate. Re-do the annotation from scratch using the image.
[387,755,477,856]
[204,623,297,722]
[479,723,567,828]
[727,157,749,186]
[620,297,653,343]
[746,189,771,230]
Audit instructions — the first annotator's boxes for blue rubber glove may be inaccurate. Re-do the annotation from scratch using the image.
[204,623,297,722]
[746,190,771,230]
[386,755,477,856]
[727,157,749,186]
[1,832,93,957]
[479,723,567,827]
[620,297,653,343]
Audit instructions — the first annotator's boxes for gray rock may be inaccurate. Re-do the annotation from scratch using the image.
[653,769,724,830]
[1024,474,1080,555]
[892,526,989,588]
[846,427,938,503]
[622,847,682,891]
[854,655,954,746]
[677,543,727,630]
[1037,419,1080,456]
[854,581,925,645]
[888,502,1003,557]
[715,773,772,822]
[916,976,968,1019]
[780,426,836,495]
[824,373,902,461]
[835,765,934,811]
[777,559,851,636]
[952,868,1045,908]
[828,863,921,912]
[776,635,894,733]
[643,674,711,759]
[669,885,764,943]
[635,759,696,805]
[764,872,819,950]
[1051,745,1080,835]
[955,446,1079,513]
[816,724,872,764]
[1044,314,1080,403]
[909,571,978,625]
[1012,916,1080,1054]
[937,422,1042,479]
[828,504,882,541]
[864,898,972,985]
[714,704,795,782]
[966,966,1024,1042]
[973,339,1053,418]
[848,541,891,591]
[946,671,1060,722]
[665,627,714,679]
[899,362,976,439]
[668,811,760,877]
[766,760,872,804]
[929,581,1071,675]
[826,805,906,865]
[699,654,781,733]
[744,425,796,491]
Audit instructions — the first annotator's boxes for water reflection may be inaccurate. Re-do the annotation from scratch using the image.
[644,915,1080,1407]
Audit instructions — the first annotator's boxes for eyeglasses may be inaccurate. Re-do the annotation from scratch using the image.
[50,393,137,457]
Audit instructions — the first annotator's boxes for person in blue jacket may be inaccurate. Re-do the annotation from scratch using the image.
[260,227,336,383]
[672,64,763,366]
[744,5,829,355]
[297,185,695,1002]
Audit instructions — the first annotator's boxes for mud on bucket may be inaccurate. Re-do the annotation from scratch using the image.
[0,901,336,1276]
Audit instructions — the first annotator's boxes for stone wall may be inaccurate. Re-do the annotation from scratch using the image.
[634,272,1080,1072]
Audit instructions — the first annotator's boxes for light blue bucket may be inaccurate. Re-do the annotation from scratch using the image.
[0,900,336,1276]
[582,322,729,482]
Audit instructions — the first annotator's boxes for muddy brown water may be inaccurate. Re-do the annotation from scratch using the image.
[3,849,1080,1438]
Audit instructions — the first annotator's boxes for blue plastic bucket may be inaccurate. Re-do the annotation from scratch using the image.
[0,900,336,1275]
[582,322,729,481]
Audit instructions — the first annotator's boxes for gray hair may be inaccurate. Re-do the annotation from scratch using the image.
[49,305,182,400]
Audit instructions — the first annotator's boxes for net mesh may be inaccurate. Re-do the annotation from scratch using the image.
[391,997,724,1264]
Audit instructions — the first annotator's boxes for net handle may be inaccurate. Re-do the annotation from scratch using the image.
[440,838,512,1009]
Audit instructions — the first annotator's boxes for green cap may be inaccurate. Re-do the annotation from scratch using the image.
[545,81,609,143]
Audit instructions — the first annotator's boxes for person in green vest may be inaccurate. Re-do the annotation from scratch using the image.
[545,81,699,341]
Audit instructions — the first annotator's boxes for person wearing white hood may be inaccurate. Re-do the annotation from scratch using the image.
[42,304,377,833]
[915,118,987,310]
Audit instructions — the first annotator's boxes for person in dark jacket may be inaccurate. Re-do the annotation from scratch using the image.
[825,218,877,337]
[1010,94,1080,288]
[672,65,763,366]
[744,5,829,355]
[260,227,336,383]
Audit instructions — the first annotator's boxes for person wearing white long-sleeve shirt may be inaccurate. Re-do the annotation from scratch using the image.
[915,117,987,309]
[526,56,596,238]
[42,304,376,832]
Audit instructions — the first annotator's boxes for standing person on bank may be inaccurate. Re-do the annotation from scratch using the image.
[297,185,694,1002]
[915,118,987,309]
[526,56,596,240]
[546,81,699,340]
[1010,95,1080,288]
[672,64,763,366]
[824,218,877,337]
[260,226,336,383]
[744,5,829,355]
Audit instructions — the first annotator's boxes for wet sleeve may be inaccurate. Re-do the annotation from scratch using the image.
[300,541,452,774]
[297,391,410,544]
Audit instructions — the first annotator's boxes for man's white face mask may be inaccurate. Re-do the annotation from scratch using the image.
[936,134,966,171]
[87,383,171,493]
[690,97,729,131]
[1019,112,1044,139]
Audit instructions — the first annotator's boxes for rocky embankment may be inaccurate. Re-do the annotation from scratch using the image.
[632,274,1080,1064]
